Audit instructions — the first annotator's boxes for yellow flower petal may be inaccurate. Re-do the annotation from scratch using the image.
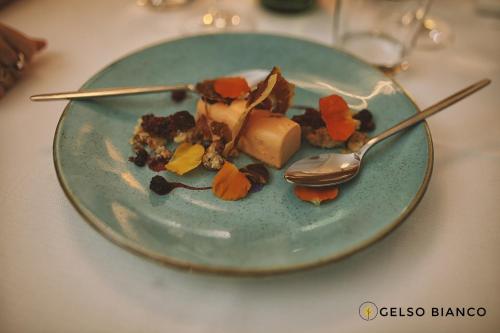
[165,143,205,175]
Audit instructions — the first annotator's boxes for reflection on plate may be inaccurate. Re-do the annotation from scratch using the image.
[53,33,432,275]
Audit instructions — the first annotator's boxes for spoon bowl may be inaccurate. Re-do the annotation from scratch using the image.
[285,152,362,187]
[284,78,490,187]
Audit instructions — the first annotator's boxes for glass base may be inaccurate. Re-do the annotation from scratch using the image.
[341,32,408,75]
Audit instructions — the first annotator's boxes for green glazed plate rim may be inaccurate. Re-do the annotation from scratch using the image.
[53,33,433,276]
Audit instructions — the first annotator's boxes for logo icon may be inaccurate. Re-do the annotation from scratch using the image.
[359,302,378,321]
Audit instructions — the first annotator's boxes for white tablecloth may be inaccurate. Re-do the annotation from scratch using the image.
[1,0,499,332]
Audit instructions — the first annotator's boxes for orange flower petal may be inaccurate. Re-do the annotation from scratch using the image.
[212,162,251,201]
[319,94,349,115]
[165,143,204,175]
[319,94,356,141]
[294,186,339,205]
[214,77,250,99]
[329,118,357,141]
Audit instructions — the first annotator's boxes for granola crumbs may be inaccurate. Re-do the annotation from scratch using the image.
[202,141,225,171]
[347,131,368,152]
[305,127,344,148]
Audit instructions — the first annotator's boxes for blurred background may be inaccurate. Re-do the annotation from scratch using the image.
[1,1,499,332]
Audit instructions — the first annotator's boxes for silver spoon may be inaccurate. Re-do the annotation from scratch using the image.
[284,78,491,187]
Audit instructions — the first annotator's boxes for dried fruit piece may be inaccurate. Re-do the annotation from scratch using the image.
[214,77,250,99]
[128,148,149,167]
[165,143,205,175]
[195,80,233,104]
[212,162,251,201]
[171,89,187,103]
[148,156,169,172]
[141,114,171,138]
[140,111,195,140]
[291,108,325,130]
[171,110,195,132]
[294,186,339,205]
[319,95,357,141]
[353,109,375,132]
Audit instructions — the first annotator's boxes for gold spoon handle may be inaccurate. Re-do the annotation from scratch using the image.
[360,78,491,157]
[30,84,195,101]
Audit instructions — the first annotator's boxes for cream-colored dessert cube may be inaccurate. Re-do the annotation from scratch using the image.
[196,99,301,169]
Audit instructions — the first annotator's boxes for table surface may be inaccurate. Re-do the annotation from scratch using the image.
[1,0,499,332]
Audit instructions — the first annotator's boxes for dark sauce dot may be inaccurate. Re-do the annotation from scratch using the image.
[149,176,211,196]
[149,175,175,195]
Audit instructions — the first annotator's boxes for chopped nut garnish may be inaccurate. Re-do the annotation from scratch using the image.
[347,131,369,152]
[305,127,343,148]
[153,145,172,160]
[202,141,225,171]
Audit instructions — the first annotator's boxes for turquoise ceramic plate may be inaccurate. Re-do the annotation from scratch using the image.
[54,33,433,275]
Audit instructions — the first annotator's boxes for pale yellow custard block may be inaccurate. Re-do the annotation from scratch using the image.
[196,99,301,169]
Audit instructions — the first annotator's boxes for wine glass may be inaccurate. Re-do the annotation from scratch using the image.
[333,0,432,75]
